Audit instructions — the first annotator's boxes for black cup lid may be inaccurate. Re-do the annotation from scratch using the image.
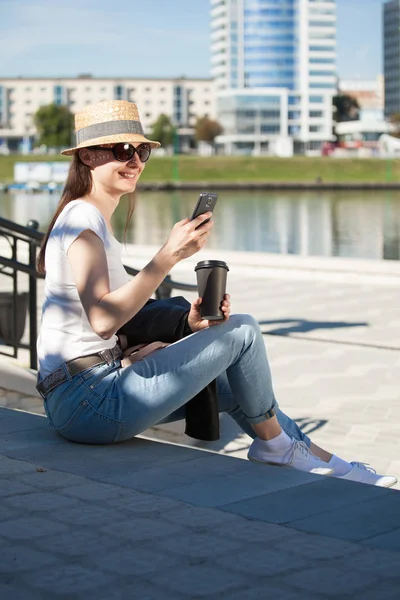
[194,260,229,271]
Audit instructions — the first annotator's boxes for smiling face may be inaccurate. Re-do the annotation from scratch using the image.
[78,143,147,195]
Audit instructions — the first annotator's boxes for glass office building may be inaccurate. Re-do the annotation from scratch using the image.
[384,0,400,119]
[211,0,337,154]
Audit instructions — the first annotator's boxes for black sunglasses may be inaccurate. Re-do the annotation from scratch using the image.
[90,142,151,163]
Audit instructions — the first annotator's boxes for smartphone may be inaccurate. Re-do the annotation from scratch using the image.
[191,192,218,227]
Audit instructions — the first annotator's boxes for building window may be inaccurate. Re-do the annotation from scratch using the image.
[289,125,300,135]
[54,84,63,106]
[310,83,336,89]
[114,85,124,100]
[309,70,335,77]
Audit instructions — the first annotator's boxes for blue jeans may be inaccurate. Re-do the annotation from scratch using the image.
[42,314,310,446]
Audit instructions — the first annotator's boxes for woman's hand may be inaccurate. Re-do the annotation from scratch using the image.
[161,214,214,263]
[187,293,231,333]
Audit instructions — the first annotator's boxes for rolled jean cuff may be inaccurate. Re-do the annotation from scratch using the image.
[245,407,276,425]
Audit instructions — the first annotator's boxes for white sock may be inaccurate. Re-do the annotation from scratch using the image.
[255,430,293,453]
[328,454,352,476]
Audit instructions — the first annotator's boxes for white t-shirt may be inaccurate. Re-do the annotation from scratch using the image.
[37,200,130,378]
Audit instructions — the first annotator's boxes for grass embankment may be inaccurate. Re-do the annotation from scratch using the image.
[1,154,399,183]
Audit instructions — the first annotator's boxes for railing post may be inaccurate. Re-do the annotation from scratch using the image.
[11,236,18,359]
[27,221,39,369]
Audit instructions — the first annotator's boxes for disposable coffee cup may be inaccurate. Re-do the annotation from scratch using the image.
[194,260,229,320]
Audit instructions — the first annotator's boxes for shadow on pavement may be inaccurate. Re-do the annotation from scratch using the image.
[294,416,328,435]
[258,317,368,336]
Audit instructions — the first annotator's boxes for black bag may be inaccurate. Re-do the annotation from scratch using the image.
[117,297,220,441]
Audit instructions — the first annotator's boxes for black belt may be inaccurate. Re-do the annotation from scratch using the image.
[36,345,122,398]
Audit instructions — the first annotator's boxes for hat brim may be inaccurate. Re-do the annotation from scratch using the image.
[61,133,161,155]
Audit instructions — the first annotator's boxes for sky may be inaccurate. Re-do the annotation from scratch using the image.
[0,0,388,81]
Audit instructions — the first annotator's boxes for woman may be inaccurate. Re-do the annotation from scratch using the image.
[36,100,396,488]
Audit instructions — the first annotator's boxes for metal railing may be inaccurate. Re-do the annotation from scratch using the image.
[0,216,196,370]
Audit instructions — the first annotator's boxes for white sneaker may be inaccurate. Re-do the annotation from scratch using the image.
[247,438,333,476]
[336,462,398,488]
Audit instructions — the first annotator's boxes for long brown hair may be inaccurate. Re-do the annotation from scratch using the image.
[37,153,136,274]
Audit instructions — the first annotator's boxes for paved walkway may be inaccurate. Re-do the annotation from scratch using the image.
[1,246,400,482]
[1,406,400,600]
[1,247,400,597]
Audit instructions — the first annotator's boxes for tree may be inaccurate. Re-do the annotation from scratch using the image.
[195,116,223,144]
[34,104,74,148]
[333,94,360,123]
[150,114,176,147]
[389,113,400,138]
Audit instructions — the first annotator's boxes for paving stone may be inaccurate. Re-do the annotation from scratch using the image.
[0,543,60,573]
[207,582,322,600]
[0,583,45,600]
[154,531,243,559]
[161,504,240,528]
[0,516,69,540]
[3,491,82,512]
[0,456,39,475]
[142,564,250,597]
[277,565,380,596]
[0,426,61,452]
[329,546,400,578]
[105,492,189,515]
[0,506,21,523]
[212,519,302,545]
[6,436,203,479]
[272,532,361,560]
[0,408,45,435]
[104,453,250,492]
[215,546,309,577]
[20,563,118,595]
[31,529,123,558]
[289,492,400,542]
[0,479,38,498]
[57,481,133,502]
[101,516,184,542]
[15,469,89,491]
[161,466,322,508]
[84,580,187,600]
[220,478,390,524]
[360,527,400,552]
[90,544,183,577]
[350,581,400,600]
[48,503,129,528]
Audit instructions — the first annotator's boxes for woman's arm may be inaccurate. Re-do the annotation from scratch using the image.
[67,214,213,339]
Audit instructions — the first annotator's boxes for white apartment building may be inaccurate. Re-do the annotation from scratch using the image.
[211,0,337,154]
[339,76,385,122]
[0,76,216,152]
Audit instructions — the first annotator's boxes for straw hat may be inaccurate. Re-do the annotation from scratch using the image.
[61,100,160,155]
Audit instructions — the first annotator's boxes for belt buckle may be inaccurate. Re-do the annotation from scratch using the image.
[99,348,114,364]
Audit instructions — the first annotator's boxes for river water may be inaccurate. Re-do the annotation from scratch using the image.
[1,189,400,260]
